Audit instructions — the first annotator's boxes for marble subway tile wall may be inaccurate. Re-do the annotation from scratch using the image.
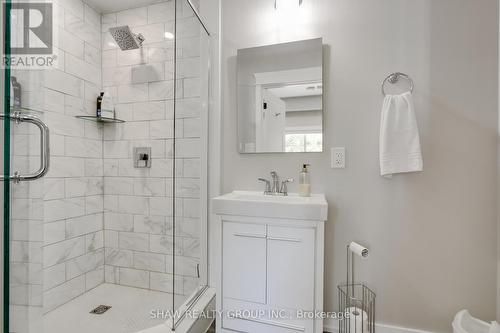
[41,0,104,313]
[102,0,203,297]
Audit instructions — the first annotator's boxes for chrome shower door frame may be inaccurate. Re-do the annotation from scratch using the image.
[171,0,212,330]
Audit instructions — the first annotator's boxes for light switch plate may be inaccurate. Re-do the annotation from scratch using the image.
[331,147,346,169]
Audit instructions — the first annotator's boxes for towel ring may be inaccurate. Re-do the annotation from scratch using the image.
[381,72,414,96]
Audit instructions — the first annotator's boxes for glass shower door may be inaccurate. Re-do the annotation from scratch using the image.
[172,0,211,328]
[2,2,48,331]
[2,0,211,331]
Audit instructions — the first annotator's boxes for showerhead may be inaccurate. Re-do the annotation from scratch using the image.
[109,26,145,50]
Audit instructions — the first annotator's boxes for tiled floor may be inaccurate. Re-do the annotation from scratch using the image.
[44,283,187,333]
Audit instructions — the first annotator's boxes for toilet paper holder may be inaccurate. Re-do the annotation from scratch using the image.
[338,242,376,333]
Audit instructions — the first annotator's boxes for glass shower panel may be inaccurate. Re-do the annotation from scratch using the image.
[172,0,210,327]
[2,0,212,331]
[3,2,45,330]
[100,2,177,331]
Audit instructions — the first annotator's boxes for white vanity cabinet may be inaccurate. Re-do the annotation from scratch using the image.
[212,191,327,333]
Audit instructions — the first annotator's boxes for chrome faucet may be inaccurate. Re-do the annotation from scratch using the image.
[258,171,294,196]
[280,178,294,196]
[258,178,271,194]
[270,171,279,193]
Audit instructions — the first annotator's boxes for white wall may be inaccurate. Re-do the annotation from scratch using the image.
[285,109,322,131]
[221,0,498,331]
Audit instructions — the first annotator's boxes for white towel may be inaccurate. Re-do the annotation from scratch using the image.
[379,92,423,177]
[490,321,500,333]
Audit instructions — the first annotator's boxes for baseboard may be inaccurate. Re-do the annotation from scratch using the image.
[323,319,436,333]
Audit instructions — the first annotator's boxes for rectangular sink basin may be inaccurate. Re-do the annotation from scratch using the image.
[211,191,328,221]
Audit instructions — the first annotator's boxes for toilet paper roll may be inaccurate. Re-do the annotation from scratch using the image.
[349,242,369,257]
[347,307,369,333]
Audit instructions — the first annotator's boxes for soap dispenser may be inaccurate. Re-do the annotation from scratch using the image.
[299,164,311,197]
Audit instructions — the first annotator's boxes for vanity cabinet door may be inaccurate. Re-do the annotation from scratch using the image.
[222,221,267,304]
[267,226,315,311]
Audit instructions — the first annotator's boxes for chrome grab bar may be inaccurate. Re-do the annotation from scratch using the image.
[0,112,50,182]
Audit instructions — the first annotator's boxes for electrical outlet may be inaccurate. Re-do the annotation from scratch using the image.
[331,147,346,169]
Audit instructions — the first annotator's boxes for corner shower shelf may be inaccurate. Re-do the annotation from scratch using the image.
[75,115,125,123]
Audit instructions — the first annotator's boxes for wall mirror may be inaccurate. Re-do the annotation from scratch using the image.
[237,38,323,153]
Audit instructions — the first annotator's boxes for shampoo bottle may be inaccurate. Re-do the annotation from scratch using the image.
[101,92,115,119]
[96,92,104,118]
[299,164,311,197]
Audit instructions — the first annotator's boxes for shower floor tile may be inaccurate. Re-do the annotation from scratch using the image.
[44,283,186,333]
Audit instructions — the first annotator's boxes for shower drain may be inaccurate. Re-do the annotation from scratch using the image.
[90,305,112,314]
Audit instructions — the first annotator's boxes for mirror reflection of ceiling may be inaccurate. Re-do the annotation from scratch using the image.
[85,0,167,13]
[267,83,323,98]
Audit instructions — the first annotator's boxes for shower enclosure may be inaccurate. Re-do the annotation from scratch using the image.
[1,0,211,331]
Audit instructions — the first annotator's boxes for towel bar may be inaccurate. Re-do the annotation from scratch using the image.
[381,72,414,96]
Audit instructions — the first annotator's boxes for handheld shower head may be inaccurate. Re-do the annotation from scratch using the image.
[109,26,145,50]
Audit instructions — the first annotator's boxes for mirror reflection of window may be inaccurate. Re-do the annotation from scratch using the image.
[264,81,323,152]
[285,133,323,152]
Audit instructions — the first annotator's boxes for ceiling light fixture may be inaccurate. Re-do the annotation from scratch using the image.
[274,0,303,10]
[164,31,174,39]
